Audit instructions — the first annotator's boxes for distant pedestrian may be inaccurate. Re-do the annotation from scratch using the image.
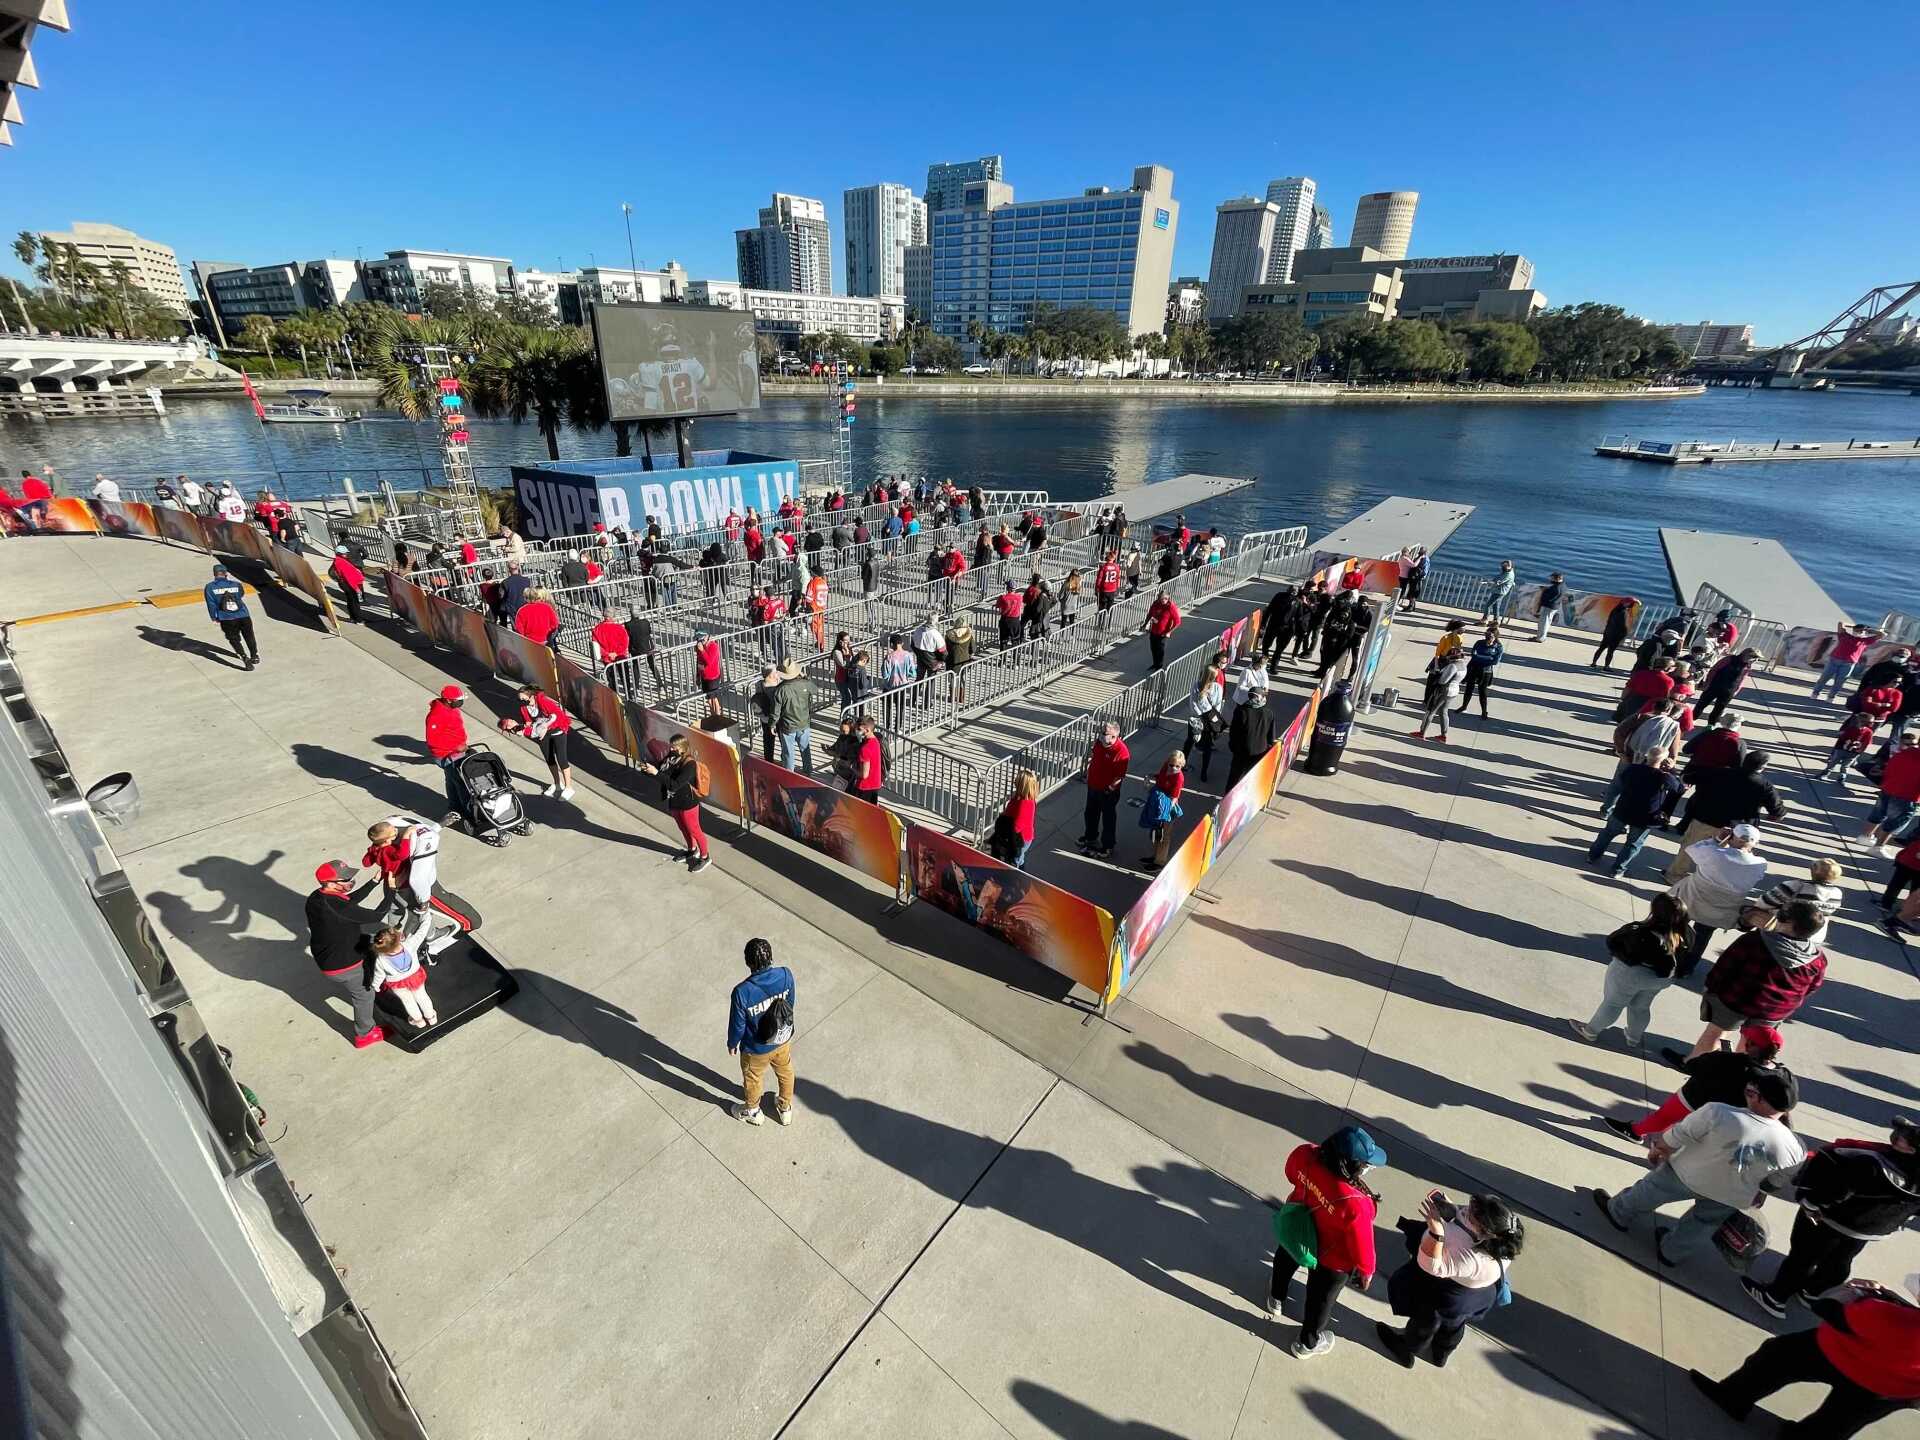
[203,564,259,669]
[850,713,884,803]
[1268,1126,1385,1360]
[1078,720,1130,859]
[751,666,782,762]
[1811,623,1885,701]
[1146,591,1181,670]
[638,733,712,872]
[1591,597,1637,670]
[1819,706,1884,788]
[1568,892,1692,1047]
[1403,546,1428,611]
[499,683,575,801]
[1680,898,1828,1063]
[879,636,917,732]
[1458,625,1503,718]
[304,860,385,1050]
[1185,659,1226,781]
[622,610,662,689]
[1413,650,1466,743]
[774,659,814,773]
[726,937,795,1126]
[1481,560,1516,622]
[1698,648,1757,728]
[1138,751,1186,869]
[1377,1189,1524,1370]
[1532,572,1565,641]
[1094,552,1122,628]
[1227,685,1278,789]
[695,633,724,719]
[328,546,366,623]
[512,587,560,649]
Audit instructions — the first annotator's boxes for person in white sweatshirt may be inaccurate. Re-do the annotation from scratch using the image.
[370,926,438,1030]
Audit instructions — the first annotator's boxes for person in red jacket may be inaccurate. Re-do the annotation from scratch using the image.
[1078,721,1130,858]
[997,769,1038,868]
[743,522,765,566]
[328,545,366,623]
[1867,733,1920,851]
[993,581,1025,649]
[1094,551,1124,631]
[1146,592,1182,671]
[696,634,724,717]
[425,685,470,817]
[1856,680,1905,729]
[1692,1277,1920,1439]
[1615,658,1676,721]
[590,609,629,671]
[1270,1126,1386,1359]
[512,588,561,649]
[500,684,575,800]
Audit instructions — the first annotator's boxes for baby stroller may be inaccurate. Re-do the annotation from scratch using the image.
[456,744,531,847]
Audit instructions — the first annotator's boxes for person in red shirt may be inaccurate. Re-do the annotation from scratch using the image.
[1094,552,1123,631]
[1271,1126,1385,1359]
[19,470,50,501]
[1139,750,1186,868]
[1856,681,1904,729]
[328,545,366,623]
[996,769,1039,868]
[1867,733,1920,850]
[425,686,470,817]
[1692,1278,1920,1438]
[1078,721,1130,857]
[1683,715,1744,774]
[590,610,629,670]
[850,713,885,804]
[361,818,424,894]
[1614,659,1676,721]
[743,523,765,565]
[696,633,724,717]
[1820,709,1880,784]
[1812,623,1884,701]
[993,580,1025,649]
[584,557,604,582]
[500,684,575,799]
[776,529,797,559]
[512,588,561,649]
[1339,560,1366,592]
[992,525,1016,560]
[1146,592,1182,671]
[459,540,479,566]
[252,490,290,540]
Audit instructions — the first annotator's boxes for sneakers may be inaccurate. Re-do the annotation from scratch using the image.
[1659,1045,1693,1070]
[559,786,575,801]
[1264,1294,1284,1319]
[689,854,712,874]
[541,784,558,798]
[1740,1276,1787,1318]
[352,1026,386,1050]
[1590,1187,1629,1233]
[1601,1116,1641,1141]
[733,1103,764,1126]
[1432,735,1449,744]
[1566,1018,1600,1043]
[774,1103,794,1127]
[1289,1333,1334,1359]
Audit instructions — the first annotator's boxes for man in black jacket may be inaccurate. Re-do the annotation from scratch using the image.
[1259,585,1297,667]
[1685,750,1787,831]
[1316,592,1370,682]
[1743,1118,1920,1318]
[1588,757,1684,876]
[1226,690,1280,789]
[304,860,385,1049]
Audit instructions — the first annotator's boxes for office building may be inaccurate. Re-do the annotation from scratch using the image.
[924,155,1003,214]
[689,280,904,346]
[1167,277,1207,326]
[189,261,245,343]
[1660,321,1754,358]
[513,268,584,325]
[736,193,830,295]
[1240,246,1404,326]
[903,244,933,324]
[1260,176,1318,284]
[1349,191,1418,261]
[1307,204,1335,252]
[199,258,371,339]
[1205,198,1282,321]
[844,183,926,298]
[1395,254,1546,323]
[361,249,515,312]
[576,263,688,308]
[37,221,191,314]
[929,164,1180,349]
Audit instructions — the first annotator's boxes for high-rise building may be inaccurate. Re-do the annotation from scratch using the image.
[930,164,1179,348]
[1206,198,1282,322]
[1307,204,1334,252]
[924,155,1004,214]
[1394,254,1546,322]
[844,183,925,298]
[735,192,830,295]
[1660,321,1754,358]
[1349,191,1419,261]
[903,244,933,325]
[37,221,191,314]
[1260,177,1318,284]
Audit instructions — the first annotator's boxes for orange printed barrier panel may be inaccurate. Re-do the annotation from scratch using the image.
[1209,738,1283,865]
[386,573,434,633]
[201,516,273,564]
[486,623,561,696]
[92,500,164,540]
[622,702,747,819]
[742,756,903,890]
[904,824,1116,997]
[554,655,631,756]
[1,497,99,536]
[1117,815,1212,990]
[269,540,340,634]
[155,506,211,550]
[425,591,498,671]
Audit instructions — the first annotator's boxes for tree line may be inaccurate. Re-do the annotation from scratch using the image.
[7,231,191,340]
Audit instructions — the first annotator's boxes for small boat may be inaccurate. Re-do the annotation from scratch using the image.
[259,387,362,424]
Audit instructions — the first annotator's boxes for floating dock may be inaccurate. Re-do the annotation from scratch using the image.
[1659,528,1850,630]
[1309,496,1475,559]
[1597,434,1920,465]
[1105,471,1256,521]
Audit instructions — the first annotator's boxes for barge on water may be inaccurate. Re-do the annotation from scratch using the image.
[1596,434,1920,464]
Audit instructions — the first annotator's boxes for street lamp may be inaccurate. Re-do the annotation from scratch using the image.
[621,203,639,300]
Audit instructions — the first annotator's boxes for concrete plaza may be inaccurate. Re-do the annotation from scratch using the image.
[3,533,1915,1439]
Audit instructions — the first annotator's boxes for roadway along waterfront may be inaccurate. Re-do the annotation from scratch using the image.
[2,384,1915,618]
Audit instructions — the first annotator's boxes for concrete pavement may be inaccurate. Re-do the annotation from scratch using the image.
[4,531,1915,1439]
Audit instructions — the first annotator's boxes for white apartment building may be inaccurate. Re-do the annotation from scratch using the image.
[361,249,515,311]
[575,263,688,307]
[688,281,904,345]
[37,221,190,314]
[1261,177,1317,284]
[844,183,927,299]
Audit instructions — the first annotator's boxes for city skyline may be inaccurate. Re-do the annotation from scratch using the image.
[3,4,1915,344]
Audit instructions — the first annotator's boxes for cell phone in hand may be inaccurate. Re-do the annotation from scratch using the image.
[1426,1190,1458,1221]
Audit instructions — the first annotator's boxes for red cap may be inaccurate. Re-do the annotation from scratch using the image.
[315,859,355,884]
[1739,1023,1784,1055]
[439,685,463,701]
[592,522,607,532]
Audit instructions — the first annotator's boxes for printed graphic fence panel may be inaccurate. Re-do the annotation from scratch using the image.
[1209,738,1284,865]
[426,590,498,671]
[268,541,340,634]
[201,516,274,565]
[554,656,631,756]
[91,500,164,540]
[154,506,211,550]
[0,498,99,536]
[742,756,904,891]
[904,824,1117,998]
[487,625,562,696]
[1777,627,1908,672]
[622,703,747,819]
[1353,598,1394,700]
[386,573,435,634]
[1117,815,1213,990]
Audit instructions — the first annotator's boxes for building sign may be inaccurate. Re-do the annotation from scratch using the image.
[1153,208,1171,230]
[1399,255,1501,271]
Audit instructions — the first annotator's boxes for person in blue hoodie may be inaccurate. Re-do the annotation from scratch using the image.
[1458,625,1504,719]
[727,937,796,1127]
[203,563,259,669]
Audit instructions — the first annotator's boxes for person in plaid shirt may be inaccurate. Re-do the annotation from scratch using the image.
[1676,899,1828,1064]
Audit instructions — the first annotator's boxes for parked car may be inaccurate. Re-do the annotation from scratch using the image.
[962,363,993,376]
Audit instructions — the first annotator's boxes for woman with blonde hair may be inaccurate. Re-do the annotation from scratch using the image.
[990,769,1040,868]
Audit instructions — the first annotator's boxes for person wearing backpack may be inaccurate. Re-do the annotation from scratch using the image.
[727,937,795,1126]
[639,733,711,873]
[1741,1117,1920,1319]
[1269,1126,1385,1359]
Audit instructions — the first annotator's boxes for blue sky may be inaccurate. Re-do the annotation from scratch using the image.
[7,2,1914,344]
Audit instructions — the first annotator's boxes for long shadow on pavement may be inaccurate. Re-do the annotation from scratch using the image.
[1008,1380,1187,1438]
[134,622,250,669]
[510,970,736,1112]
[1261,861,1604,957]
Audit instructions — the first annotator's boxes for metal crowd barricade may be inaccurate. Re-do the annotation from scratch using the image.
[1404,565,1684,640]
[1883,612,1920,646]
[1235,526,1308,559]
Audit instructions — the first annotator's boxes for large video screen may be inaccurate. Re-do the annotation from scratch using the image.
[592,302,761,421]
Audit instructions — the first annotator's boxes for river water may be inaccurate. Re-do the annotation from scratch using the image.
[3,385,1916,618]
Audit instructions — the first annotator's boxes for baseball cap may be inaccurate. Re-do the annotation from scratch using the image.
[439,684,464,701]
[314,859,355,884]
[211,563,228,575]
[1750,1070,1798,1113]
[1322,1124,1388,1168]
[1738,1024,1784,1055]
[1730,823,1762,843]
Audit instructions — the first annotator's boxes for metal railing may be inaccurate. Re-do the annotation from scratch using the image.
[1235,526,1308,557]
[1408,566,1686,640]
[1883,612,1920,646]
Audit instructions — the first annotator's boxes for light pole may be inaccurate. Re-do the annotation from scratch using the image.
[621,203,639,300]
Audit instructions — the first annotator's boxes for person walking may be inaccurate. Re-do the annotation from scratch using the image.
[1412,648,1467,743]
[1591,597,1637,670]
[1668,824,1769,978]
[1533,572,1566,642]
[1666,752,1786,880]
[1267,1126,1385,1359]
[1146,591,1182,671]
[1601,699,1684,818]
[1057,567,1083,629]
[638,733,712,873]
[1078,721,1130,859]
[1588,756,1684,877]
[1678,898,1828,1062]
[1459,625,1504,719]
[774,659,814,774]
[1811,623,1886,701]
[1227,685,1278,789]
[304,860,386,1050]
[203,564,259,669]
[1481,560,1516,622]
[328,545,367,623]
[499,684,575,800]
[1692,1276,1920,1440]
[1137,751,1186,869]
[1259,585,1297,667]
[1602,1024,1786,1143]
[1185,659,1227,781]
[1698,648,1757,728]
[909,612,947,680]
[424,684,471,820]
[1377,1189,1524,1370]
[1614,656,1676,723]
[726,938,795,1126]
[1865,733,1920,852]
[1093,551,1123,630]
[1315,591,1368,683]
[1591,1070,1805,1266]
[1742,1117,1920,1319]
[1568,892,1691,1047]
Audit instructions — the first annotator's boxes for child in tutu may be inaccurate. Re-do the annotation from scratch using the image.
[370,926,437,1030]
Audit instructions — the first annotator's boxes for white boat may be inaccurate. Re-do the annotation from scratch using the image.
[259,388,362,424]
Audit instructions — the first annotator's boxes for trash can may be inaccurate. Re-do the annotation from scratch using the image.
[1304,681,1356,777]
[85,771,142,826]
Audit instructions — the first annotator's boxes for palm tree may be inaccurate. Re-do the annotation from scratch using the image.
[466,326,593,461]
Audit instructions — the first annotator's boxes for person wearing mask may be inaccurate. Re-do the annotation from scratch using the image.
[1023,577,1053,641]
[1232,656,1269,710]
[1592,597,1638,670]
[1412,647,1467,744]
[424,685,470,819]
[1819,707,1880,785]
[1533,571,1566,642]
[1227,685,1278,790]
[745,665,780,762]
[829,632,858,707]
[639,733,712,873]
[1079,721,1130,859]
[1459,625,1504,719]
[304,860,386,1050]
[1679,897,1828,1063]
[1316,591,1369,683]
[1378,1189,1524,1369]
[1295,582,1330,660]
[1589,754,1684,877]
[202,564,259,669]
[1865,732,1920,852]
[1569,892,1695,1049]
[1668,751,1786,880]
[1185,660,1227,781]
[1693,1273,1920,1439]
[1592,1069,1804,1266]
[1269,1126,1386,1360]
[726,937,795,1125]
[1481,560,1516,622]
[1093,551,1123,629]
[1850,644,1911,705]
[1137,751,1186,869]
[1258,585,1297,668]
[1884,661,1920,757]
[993,579,1025,650]
[1698,648,1757,728]
[1746,1117,1920,1323]
[1433,619,1468,664]
[1141,591,1181,672]
[499,684,575,801]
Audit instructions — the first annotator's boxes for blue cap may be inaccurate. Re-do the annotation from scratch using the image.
[1323,1125,1387,1168]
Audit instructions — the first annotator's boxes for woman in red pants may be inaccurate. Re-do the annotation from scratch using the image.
[640,734,711,874]
[1600,1023,1788,1143]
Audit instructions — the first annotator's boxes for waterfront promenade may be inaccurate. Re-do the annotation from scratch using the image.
[3,534,1915,1439]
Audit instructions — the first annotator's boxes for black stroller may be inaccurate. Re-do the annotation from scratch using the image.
[456,744,531,847]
